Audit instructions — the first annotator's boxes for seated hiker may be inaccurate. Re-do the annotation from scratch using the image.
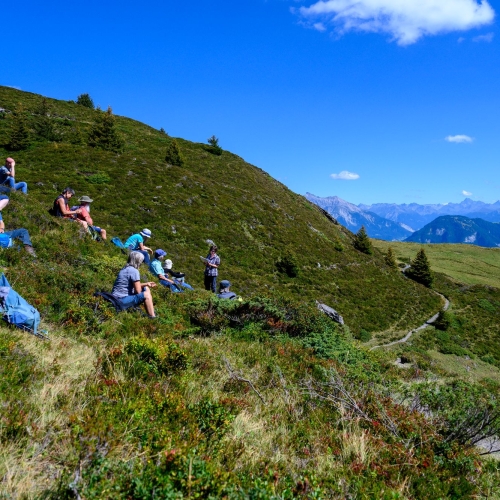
[124,228,153,264]
[163,258,194,290]
[52,187,87,230]
[71,195,107,240]
[0,196,36,256]
[0,157,28,194]
[111,251,157,317]
[149,249,182,292]
[217,280,238,300]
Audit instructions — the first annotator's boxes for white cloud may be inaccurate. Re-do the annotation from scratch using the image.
[457,36,466,42]
[462,190,473,196]
[445,134,474,143]
[330,170,360,180]
[313,22,327,31]
[297,0,495,45]
[473,31,494,41]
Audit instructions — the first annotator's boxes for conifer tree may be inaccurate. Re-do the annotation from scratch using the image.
[207,135,222,155]
[385,247,398,269]
[406,248,433,287]
[76,93,95,109]
[353,226,373,255]
[165,139,184,166]
[34,98,57,141]
[8,105,31,151]
[88,106,124,153]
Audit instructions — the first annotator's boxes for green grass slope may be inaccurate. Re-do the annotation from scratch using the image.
[1,88,500,498]
[0,85,441,334]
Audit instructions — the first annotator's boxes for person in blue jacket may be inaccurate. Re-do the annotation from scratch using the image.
[217,280,237,300]
[124,228,153,264]
[149,249,182,292]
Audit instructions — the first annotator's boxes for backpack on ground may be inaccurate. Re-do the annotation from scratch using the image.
[0,234,13,248]
[0,273,42,337]
[111,237,126,248]
[94,291,127,312]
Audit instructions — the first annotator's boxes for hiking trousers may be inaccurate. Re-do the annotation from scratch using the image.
[5,228,32,246]
[204,275,217,293]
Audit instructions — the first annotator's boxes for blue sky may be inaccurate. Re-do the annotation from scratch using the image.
[3,0,499,205]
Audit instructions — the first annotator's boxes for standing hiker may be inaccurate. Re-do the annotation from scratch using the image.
[202,245,220,293]
[0,158,28,194]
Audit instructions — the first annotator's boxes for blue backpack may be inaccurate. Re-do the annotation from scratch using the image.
[0,274,42,337]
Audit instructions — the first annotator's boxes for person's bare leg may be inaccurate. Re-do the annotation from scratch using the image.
[143,287,155,317]
[0,199,9,211]
[100,228,107,240]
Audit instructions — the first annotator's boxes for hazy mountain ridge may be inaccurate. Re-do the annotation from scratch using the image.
[361,199,500,231]
[405,215,500,247]
[305,193,413,241]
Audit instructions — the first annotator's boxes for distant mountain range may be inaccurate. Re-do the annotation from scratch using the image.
[306,194,500,244]
[305,193,412,241]
[359,199,500,231]
[406,216,500,247]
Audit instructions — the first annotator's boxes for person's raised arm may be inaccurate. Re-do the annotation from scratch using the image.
[8,161,15,178]
[0,220,4,233]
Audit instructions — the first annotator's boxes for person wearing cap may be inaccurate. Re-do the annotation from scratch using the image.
[163,259,194,290]
[217,280,237,300]
[52,187,87,230]
[0,158,28,194]
[112,251,157,317]
[124,229,153,264]
[149,249,182,292]
[0,196,36,256]
[203,245,220,293]
[71,195,107,240]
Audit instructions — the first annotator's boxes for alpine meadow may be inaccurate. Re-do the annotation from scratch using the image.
[1,86,500,499]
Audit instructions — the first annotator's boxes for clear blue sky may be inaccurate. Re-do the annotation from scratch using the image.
[3,0,499,205]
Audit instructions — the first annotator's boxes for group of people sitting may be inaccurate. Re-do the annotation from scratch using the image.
[109,239,239,318]
[0,157,239,319]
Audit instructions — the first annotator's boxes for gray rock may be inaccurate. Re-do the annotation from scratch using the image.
[316,301,344,325]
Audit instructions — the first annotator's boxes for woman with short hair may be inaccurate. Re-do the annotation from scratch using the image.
[112,251,157,317]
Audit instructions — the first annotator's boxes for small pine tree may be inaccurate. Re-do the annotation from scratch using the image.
[77,93,95,109]
[88,106,124,153]
[385,247,398,269]
[406,248,433,287]
[159,127,168,135]
[207,135,222,156]
[165,139,184,166]
[8,105,31,151]
[34,98,57,141]
[276,251,299,278]
[353,226,373,255]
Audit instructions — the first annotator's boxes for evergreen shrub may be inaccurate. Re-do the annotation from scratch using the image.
[276,251,299,277]
[88,106,124,152]
[406,248,433,287]
[354,226,373,254]
[165,138,184,166]
[76,93,95,109]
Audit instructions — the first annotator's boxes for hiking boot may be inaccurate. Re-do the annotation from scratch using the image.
[24,245,37,257]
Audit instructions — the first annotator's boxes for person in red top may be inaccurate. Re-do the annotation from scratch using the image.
[72,195,107,240]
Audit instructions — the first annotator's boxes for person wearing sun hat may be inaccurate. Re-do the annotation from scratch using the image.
[163,258,194,290]
[124,228,153,264]
[148,249,182,292]
[71,195,107,240]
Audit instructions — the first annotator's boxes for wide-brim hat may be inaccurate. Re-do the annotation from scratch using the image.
[79,195,93,203]
[140,228,152,238]
[220,280,231,288]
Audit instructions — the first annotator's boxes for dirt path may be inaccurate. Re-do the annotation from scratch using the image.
[370,274,450,351]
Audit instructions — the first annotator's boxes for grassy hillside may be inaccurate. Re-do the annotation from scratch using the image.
[373,239,500,288]
[1,87,500,498]
[0,85,442,335]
